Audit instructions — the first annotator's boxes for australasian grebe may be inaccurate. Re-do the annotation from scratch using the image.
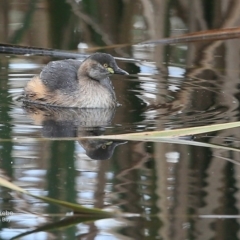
[23,53,129,108]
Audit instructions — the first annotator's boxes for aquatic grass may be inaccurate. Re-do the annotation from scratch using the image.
[0,177,114,217]
[85,121,240,141]
[2,121,240,239]
[139,27,240,45]
[10,215,106,240]
[0,122,240,153]
[2,27,240,60]
[0,121,240,144]
[0,178,132,239]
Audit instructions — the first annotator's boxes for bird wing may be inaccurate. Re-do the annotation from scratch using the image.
[40,59,82,92]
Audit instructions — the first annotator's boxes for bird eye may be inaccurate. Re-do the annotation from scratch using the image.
[102,144,106,149]
[103,63,108,68]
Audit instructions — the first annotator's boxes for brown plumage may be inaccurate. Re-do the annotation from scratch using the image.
[23,53,128,108]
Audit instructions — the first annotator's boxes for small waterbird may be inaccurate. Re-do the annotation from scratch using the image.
[23,53,128,108]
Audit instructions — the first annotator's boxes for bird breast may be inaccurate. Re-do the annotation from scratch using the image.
[76,79,116,108]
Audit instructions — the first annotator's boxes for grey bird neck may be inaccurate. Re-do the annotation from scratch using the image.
[99,78,117,101]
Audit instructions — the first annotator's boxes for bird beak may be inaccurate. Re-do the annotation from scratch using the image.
[107,67,114,74]
[114,67,129,75]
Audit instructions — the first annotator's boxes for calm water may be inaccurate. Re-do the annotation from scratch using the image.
[1,0,240,239]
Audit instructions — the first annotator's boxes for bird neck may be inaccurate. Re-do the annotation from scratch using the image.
[99,78,117,101]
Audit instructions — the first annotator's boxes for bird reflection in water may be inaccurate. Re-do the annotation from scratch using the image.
[23,104,126,160]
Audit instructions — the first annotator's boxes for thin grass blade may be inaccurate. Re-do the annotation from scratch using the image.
[0,177,114,217]
[85,121,240,141]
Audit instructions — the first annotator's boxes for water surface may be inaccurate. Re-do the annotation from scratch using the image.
[1,1,240,239]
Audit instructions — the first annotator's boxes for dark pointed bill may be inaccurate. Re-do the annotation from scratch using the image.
[114,68,129,75]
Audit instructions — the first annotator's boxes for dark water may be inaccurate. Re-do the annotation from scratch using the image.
[1,0,240,239]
